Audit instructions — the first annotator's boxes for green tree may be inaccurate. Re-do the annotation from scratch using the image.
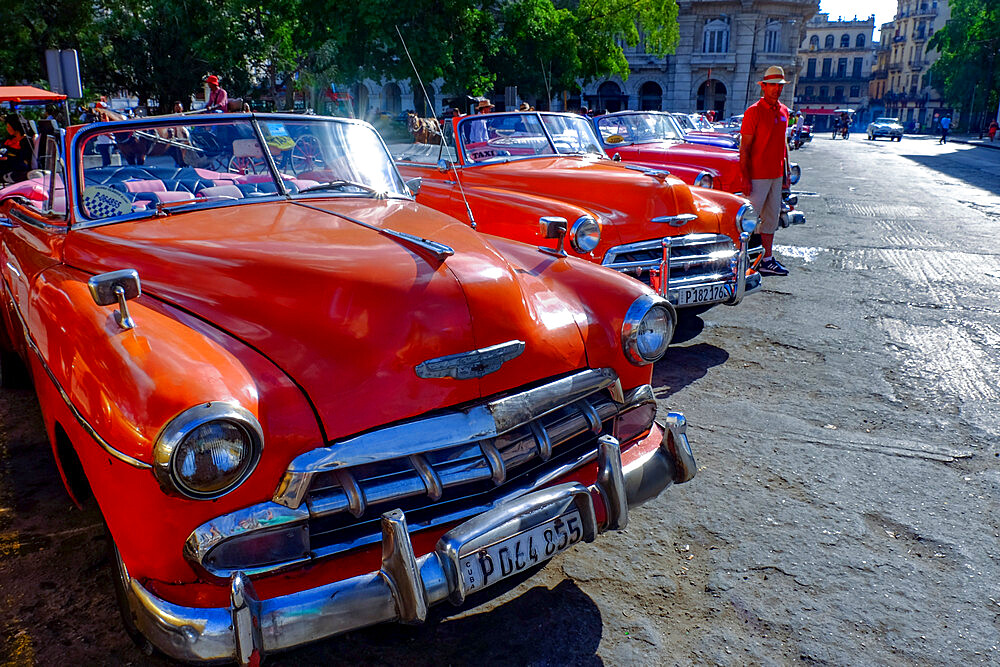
[0,0,101,88]
[928,0,1000,123]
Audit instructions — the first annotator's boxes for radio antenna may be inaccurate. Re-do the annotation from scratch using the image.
[395,25,477,229]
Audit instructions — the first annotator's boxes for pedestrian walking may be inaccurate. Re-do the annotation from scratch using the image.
[740,65,791,277]
[989,120,998,142]
[938,115,951,144]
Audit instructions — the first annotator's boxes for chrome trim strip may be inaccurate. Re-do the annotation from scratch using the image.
[0,275,151,469]
[273,368,617,508]
[8,208,68,232]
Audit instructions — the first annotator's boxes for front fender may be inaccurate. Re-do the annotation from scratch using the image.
[27,265,323,584]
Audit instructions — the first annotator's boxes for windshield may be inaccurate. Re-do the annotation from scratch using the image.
[673,114,696,131]
[595,112,684,146]
[76,115,407,222]
[454,112,605,164]
[689,115,714,131]
[876,118,900,124]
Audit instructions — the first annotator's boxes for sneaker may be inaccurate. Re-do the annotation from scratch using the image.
[758,257,789,276]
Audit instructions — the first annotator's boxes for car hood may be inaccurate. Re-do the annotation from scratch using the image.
[62,199,589,441]
[460,156,715,241]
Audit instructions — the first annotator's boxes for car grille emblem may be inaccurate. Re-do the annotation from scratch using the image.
[415,340,526,380]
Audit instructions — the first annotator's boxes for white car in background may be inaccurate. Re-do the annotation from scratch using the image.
[867,117,904,141]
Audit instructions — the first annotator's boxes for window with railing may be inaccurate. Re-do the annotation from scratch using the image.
[853,57,863,78]
[703,18,730,53]
[837,58,848,77]
[850,85,861,97]
[807,58,817,77]
[810,35,819,49]
[825,34,834,49]
[822,58,832,77]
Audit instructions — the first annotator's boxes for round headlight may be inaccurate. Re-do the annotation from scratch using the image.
[570,215,601,253]
[736,202,758,234]
[622,295,676,365]
[694,172,714,189]
[789,163,801,185]
[154,403,263,499]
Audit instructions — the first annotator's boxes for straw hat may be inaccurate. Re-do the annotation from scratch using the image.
[519,102,530,111]
[759,66,788,85]
[476,99,494,110]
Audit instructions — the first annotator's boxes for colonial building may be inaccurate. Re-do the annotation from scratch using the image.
[869,0,951,131]
[578,0,819,120]
[794,13,875,131]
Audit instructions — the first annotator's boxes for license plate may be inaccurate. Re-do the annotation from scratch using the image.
[676,283,728,306]
[459,510,583,593]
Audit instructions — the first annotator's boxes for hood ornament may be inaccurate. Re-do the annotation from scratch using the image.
[415,340,526,380]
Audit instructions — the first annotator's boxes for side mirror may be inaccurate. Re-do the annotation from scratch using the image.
[538,216,568,257]
[405,177,422,195]
[612,153,622,162]
[437,159,451,173]
[88,269,141,330]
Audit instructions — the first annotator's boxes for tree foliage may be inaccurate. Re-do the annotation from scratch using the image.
[2,0,680,112]
[928,0,1000,115]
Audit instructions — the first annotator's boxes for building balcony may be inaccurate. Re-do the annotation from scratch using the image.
[873,69,889,80]
[689,52,737,67]
[911,32,927,42]
[912,7,938,18]
[889,62,904,72]
[908,60,925,71]
[893,35,907,43]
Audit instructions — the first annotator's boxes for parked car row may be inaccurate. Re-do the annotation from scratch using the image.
[0,106,805,663]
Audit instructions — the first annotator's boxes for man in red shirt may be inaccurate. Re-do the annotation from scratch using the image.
[740,66,791,276]
[205,75,228,112]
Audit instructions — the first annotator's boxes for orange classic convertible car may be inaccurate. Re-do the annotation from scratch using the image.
[393,110,762,311]
[0,113,696,663]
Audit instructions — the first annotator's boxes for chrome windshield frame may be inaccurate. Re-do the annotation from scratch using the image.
[456,111,606,166]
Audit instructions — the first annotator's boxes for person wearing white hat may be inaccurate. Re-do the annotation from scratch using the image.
[740,65,791,276]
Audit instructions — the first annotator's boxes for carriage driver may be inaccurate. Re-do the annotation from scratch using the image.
[205,75,228,112]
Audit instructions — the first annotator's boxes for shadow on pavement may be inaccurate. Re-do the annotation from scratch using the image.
[273,579,603,666]
[898,142,1000,197]
[653,340,729,401]
[671,310,706,344]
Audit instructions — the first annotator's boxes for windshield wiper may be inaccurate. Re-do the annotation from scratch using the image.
[296,180,381,197]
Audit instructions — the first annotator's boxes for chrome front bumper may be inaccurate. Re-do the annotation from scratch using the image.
[656,231,759,308]
[119,415,695,664]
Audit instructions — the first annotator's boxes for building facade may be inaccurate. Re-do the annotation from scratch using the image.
[794,13,875,131]
[579,0,820,120]
[869,0,951,131]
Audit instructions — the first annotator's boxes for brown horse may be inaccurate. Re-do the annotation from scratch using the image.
[406,112,442,145]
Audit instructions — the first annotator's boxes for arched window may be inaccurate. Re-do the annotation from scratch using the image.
[809,35,819,50]
[763,19,782,53]
[639,81,663,111]
[840,34,850,48]
[703,18,729,53]
[825,34,834,49]
[413,84,435,117]
[856,34,866,48]
[382,83,401,115]
[597,81,624,112]
[696,80,727,118]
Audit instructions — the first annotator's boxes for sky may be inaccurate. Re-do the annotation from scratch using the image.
[819,0,900,36]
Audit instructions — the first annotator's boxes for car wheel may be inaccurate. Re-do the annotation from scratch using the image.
[109,534,158,657]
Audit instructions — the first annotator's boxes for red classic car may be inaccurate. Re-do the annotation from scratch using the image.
[0,113,697,662]
[392,110,762,312]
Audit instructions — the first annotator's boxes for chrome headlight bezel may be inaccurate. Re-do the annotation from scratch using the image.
[153,402,264,500]
[569,215,601,254]
[736,202,758,234]
[694,171,714,189]
[622,294,676,365]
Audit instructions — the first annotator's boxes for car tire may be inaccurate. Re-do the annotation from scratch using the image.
[109,534,158,658]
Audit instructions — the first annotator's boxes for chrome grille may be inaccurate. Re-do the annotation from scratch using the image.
[602,233,764,289]
[186,369,659,577]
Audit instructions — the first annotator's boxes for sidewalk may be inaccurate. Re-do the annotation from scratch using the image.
[933,133,1000,150]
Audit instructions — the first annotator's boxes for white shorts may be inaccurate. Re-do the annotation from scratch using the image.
[748,177,783,235]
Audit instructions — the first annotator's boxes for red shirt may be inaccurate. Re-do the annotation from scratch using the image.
[741,98,789,179]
